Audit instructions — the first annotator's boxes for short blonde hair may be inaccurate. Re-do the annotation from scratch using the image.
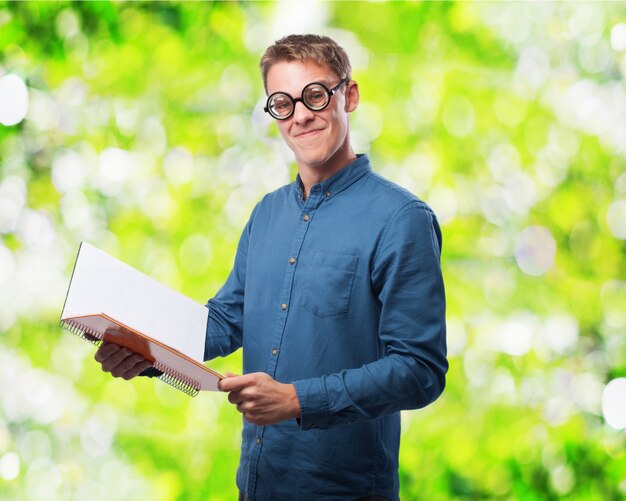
[260,34,352,93]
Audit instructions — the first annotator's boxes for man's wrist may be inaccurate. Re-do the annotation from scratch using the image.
[288,383,302,420]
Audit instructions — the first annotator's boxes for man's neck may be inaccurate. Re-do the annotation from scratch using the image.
[298,150,357,201]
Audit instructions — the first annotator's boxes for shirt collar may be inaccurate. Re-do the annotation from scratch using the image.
[294,154,372,202]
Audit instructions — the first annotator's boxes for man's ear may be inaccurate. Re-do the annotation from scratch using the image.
[345,80,359,113]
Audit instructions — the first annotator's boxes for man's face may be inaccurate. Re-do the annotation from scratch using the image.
[266,60,357,173]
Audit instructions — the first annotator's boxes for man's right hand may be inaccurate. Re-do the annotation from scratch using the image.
[94,342,152,380]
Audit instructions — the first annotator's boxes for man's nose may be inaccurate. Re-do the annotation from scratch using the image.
[292,100,315,124]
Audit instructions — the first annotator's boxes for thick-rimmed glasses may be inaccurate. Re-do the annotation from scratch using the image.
[264,79,348,120]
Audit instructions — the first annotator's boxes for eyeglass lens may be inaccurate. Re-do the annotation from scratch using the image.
[267,83,331,119]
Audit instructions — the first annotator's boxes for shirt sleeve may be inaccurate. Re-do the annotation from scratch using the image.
[292,201,448,429]
[203,205,257,361]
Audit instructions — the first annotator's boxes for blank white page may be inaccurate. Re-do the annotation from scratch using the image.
[61,242,207,362]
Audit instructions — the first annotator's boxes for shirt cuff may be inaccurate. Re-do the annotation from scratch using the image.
[292,378,330,430]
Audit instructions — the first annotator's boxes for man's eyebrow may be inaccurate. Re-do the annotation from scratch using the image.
[268,78,337,96]
[270,80,329,94]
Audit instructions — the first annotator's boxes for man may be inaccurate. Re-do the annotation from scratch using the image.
[95,34,447,501]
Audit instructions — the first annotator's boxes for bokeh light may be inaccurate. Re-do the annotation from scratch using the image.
[607,200,626,239]
[515,225,557,276]
[0,452,20,482]
[602,378,626,430]
[0,74,29,126]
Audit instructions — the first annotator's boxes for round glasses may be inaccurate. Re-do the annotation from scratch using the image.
[264,79,348,120]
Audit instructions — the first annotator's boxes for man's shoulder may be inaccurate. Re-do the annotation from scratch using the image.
[258,181,294,205]
[362,169,431,214]
[248,181,294,222]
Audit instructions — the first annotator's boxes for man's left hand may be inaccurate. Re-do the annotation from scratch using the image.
[218,372,301,426]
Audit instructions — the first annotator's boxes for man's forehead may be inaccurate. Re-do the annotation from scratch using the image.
[266,60,338,94]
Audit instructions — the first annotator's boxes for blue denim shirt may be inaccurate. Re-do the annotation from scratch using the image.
[205,154,447,501]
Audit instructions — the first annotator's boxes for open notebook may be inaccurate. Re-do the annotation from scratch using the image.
[60,242,223,396]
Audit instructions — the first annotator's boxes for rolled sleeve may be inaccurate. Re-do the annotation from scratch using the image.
[292,378,330,430]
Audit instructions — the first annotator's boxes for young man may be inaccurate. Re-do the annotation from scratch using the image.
[96,34,447,501]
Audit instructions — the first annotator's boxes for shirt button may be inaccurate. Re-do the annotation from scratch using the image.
[280,303,287,311]
[271,348,278,356]
[303,214,310,222]
[289,257,296,265]
[256,437,262,445]
[325,191,331,197]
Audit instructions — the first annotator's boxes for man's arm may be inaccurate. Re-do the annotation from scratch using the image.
[203,203,258,361]
[93,205,257,379]
[292,202,447,429]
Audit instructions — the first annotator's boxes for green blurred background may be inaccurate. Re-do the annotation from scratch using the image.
[1,1,626,499]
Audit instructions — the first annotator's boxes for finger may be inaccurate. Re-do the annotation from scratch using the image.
[110,353,146,378]
[236,402,247,414]
[219,373,263,392]
[100,345,134,367]
[94,342,123,363]
[119,360,153,380]
[243,413,262,426]
[228,390,244,405]
[217,371,240,392]
[100,346,133,371]
[219,375,248,392]
[101,348,141,374]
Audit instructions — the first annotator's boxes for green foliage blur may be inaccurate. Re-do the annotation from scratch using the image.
[1,1,626,500]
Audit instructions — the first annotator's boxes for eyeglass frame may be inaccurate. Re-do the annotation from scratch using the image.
[264,78,349,120]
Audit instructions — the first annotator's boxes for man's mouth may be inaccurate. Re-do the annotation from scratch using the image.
[295,128,323,138]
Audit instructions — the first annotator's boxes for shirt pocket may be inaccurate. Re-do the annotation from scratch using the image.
[301,251,359,318]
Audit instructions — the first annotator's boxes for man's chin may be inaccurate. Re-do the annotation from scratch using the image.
[296,155,332,170]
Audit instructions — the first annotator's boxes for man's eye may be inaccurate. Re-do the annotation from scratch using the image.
[306,90,326,102]
[272,97,291,110]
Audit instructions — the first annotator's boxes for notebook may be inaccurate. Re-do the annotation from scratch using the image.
[60,242,223,396]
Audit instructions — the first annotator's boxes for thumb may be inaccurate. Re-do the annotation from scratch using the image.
[218,371,241,392]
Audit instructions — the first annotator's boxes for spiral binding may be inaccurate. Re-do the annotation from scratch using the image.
[60,318,200,397]
[153,361,200,397]
[60,319,103,346]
